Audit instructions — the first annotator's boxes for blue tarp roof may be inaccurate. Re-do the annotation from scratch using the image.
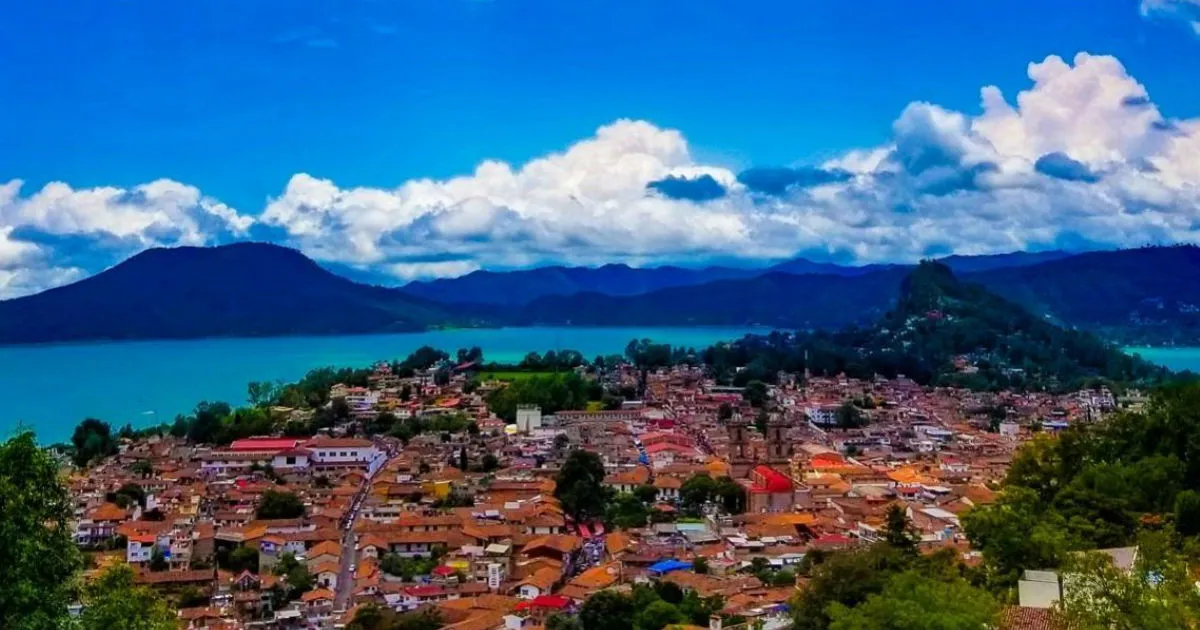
[648,559,693,575]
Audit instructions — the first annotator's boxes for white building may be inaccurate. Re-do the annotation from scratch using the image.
[304,437,382,470]
[516,406,542,433]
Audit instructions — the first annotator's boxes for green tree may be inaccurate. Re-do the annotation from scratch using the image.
[129,459,153,478]
[555,449,611,523]
[0,432,82,630]
[835,402,867,429]
[884,505,918,552]
[274,552,314,600]
[80,564,177,630]
[692,557,710,575]
[187,401,233,444]
[149,546,168,572]
[222,546,260,573]
[348,604,444,630]
[580,590,636,630]
[606,493,651,530]
[1058,550,1200,630]
[71,417,118,467]
[176,585,211,608]
[1175,490,1200,537]
[826,571,998,630]
[790,544,912,630]
[247,381,279,407]
[679,474,716,516]
[743,380,769,408]
[547,613,585,630]
[633,484,659,505]
[962,487,1069,589]
[257,489,306,519]
[634,600,683,630]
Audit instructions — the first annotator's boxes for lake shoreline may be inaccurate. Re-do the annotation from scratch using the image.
[0,326,770,442]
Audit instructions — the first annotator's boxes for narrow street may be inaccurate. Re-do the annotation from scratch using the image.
[333,449,390,613]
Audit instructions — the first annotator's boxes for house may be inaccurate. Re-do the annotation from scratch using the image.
[306,540,342,568]
[514,566,561,599]
[521,535,581,563]
[75,502,128,546]
[311,562,340,589]
[746,466,795,513]
[303,437,382,471]
[301,588,335,617]
[400,585,456,611]
[127,533,157,564]
[512,594,572,622]
[603,466,652,494]
[653,476,682,503]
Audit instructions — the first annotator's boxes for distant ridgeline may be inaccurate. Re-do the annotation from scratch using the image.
[3,242,1200,345]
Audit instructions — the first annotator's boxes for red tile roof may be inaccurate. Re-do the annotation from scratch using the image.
[228,438,304,452]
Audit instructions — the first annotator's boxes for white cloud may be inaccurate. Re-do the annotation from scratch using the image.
[4,53,1200,298]
[0,178,254,298]
[1141,0,1200,33]
[257,54,1200,280]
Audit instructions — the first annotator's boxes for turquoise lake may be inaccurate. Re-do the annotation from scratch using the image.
[0,327,767,442]
[3,331,1195,443]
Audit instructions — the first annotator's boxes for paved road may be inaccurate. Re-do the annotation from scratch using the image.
[332,456,386,612]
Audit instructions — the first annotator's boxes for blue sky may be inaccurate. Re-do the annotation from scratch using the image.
[1,0,1199,295]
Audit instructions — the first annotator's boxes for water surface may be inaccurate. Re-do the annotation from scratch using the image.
[0,327,764,441]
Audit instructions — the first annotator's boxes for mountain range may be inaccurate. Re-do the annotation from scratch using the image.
[398,249,1074,305]
[0,243,477,345]
[0,242,1197,345]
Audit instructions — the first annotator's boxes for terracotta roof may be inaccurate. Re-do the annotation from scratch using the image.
[302,588,335,603]
[566,563,620,590]
[135,570,215,585]
[517,566,561,591]
[88,502,128,522]
[999,607,1064,630]
[308,540,342,558]
[605,532,633,555]
[522,534,582,556]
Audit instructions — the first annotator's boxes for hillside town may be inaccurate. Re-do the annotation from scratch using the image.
[62,357,1136,630]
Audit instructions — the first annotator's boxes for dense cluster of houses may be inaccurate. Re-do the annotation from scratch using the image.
[66,361,1126,629]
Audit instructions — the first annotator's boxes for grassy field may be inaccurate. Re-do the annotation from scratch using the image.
[478,370,558,382]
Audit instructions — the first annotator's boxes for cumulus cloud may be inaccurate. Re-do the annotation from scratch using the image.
[1141,0,1200,34]
[0,179,253,298]
[254,53,1200,279]
[5,52,1200,297]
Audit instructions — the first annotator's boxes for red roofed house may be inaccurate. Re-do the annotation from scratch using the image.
[400,584,456,611]
[514,594,573,621]
[747,465,796,513]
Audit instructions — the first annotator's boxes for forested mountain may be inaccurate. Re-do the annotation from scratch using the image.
[402,251,1073,306]
[399,263,760,306]
[970,246,1200,345]
[516,269,912,328]
[0,243,475,344]
[700,262,1169,391]
[524,246,1200,344]
[2,243,1198,345]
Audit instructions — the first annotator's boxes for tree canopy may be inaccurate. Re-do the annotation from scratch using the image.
[0,431,82,630]
[554,449,611,523]
[71,418,118,467]
[257,489,306,520]
[80,564,177,630]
